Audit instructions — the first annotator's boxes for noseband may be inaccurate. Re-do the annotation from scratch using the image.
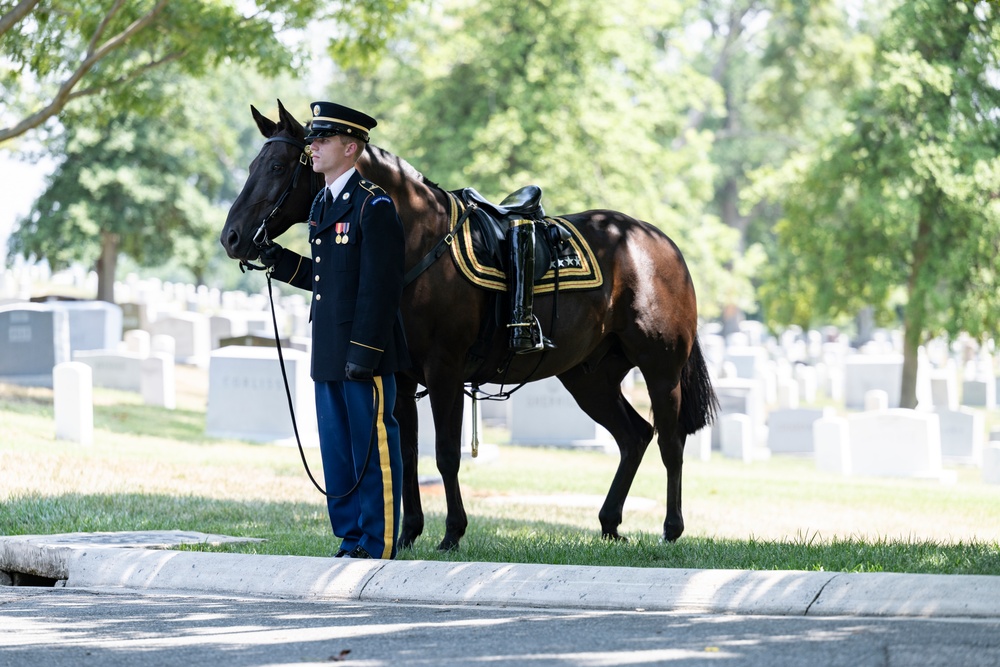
[240,135,316,272]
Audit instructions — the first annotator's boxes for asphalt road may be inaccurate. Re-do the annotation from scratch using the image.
[3,586,1000,667]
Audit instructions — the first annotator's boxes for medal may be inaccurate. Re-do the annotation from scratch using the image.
[334,222,350,244]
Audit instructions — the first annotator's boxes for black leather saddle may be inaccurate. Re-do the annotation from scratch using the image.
[464,184,545,220]
[454,186,571,282]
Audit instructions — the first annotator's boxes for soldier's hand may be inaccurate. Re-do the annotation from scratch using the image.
[345,362,374,381]
[258,242,283,268]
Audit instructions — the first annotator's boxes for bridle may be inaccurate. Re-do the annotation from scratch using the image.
[240,134,317,273]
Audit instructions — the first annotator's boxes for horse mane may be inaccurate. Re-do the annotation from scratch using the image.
[363,144,443,193]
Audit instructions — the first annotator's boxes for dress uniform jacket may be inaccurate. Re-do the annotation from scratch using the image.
[268,170,411,382]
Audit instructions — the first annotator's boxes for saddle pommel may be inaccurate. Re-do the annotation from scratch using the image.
[464,185,545,220]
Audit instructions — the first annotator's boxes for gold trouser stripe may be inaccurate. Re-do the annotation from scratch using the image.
[374,376,393,558]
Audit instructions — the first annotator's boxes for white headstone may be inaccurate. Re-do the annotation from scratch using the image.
[934,407,984,466]
[983,445,1000,485]
[767,408,825,454]
[53,361,93,445]
[53,300,123,354]
[723,345,768,380]
[814,414,850,475]
[123,329,151,357]
[73,350,143,392]
[205,346,317,444]
[684,427,712,462]
[509,377,613,449]
[864,389,889,411]
[719,413,753,463]
[151,334,176,358]
[845,355,902,409]
[712,378,765,449]
[141,352,175,409]
[794,365,818,404]
[775,377,800,409]
[848,409,944,479]
[148,312,211,366]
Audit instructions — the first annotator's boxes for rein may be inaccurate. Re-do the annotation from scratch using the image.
[403,193,477,287]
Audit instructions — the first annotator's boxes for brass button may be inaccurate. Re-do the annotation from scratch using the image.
[315,238,322,245]
[315,294,322,300]
[314,275,320,282]
[315,256,321,263]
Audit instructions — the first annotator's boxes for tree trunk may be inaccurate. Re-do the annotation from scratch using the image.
[95,231,119,303]
[899,199,935,409]
[900,317,920,409]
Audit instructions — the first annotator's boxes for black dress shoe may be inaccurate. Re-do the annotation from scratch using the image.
[346,546,373,559]
[334,549,350,558]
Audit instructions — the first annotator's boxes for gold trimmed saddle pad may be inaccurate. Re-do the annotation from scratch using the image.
[448,195,603,294]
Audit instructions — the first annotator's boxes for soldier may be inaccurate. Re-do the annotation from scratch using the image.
[259,101,410,560]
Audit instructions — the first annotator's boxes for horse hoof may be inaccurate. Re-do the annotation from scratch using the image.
[437,535,460,551]
[663,526,684,542]
[398,527,423,550]
[601,530,628,542]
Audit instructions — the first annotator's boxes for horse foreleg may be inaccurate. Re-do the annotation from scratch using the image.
[558,361,653,541]
[394,374,423,549]
[429,381,468,551]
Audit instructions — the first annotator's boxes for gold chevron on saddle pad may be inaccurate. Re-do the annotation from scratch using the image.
[447,195,603,294]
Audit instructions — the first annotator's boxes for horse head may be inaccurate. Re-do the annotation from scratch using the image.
[220,100,322,263]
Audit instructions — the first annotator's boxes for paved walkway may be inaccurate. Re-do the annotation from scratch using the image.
[1,531,998,618]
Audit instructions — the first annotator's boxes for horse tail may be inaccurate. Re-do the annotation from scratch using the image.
[679,336,719,436]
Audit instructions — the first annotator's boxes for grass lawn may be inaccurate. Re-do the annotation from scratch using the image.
[1,366,999,575]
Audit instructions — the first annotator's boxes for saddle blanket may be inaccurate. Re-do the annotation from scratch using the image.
[447,195,604,294]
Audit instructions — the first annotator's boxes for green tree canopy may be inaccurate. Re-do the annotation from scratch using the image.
[6,69,274,301]
[0,0,411,144]
[754,0,1000,406]
[330,0,755,319]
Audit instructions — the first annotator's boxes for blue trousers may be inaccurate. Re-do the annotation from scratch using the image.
[314,375,401,559]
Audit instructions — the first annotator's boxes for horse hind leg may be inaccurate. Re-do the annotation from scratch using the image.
[643,368,686,542]
[557,353,654,541]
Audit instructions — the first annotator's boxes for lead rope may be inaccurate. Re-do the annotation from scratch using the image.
[260,248,378,500]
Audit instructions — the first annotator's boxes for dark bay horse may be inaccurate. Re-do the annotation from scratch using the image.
[220,101,718,550]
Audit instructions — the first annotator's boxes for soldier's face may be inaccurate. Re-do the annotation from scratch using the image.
[310,136,355,181]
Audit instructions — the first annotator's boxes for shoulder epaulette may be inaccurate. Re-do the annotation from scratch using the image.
[358,179,385,195]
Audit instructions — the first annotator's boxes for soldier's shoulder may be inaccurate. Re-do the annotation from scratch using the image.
[359,180,393,207]
[358,179,386,195]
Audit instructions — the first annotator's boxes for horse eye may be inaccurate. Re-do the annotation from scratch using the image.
[271,162,286,173]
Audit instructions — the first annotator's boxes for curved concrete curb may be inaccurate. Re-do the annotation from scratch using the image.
[60,548,1000,618]
[3,533,999,618]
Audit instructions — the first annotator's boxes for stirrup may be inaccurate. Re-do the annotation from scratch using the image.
[508,316,556,354]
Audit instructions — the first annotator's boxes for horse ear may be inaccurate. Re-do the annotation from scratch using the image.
[251,104,276,138]
[275,99,304,139]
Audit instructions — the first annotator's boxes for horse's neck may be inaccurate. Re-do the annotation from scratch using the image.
[357,146,450,234]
